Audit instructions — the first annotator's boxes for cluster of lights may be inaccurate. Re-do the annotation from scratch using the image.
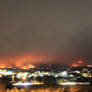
[16,72,28,81]
[0,69,15,76]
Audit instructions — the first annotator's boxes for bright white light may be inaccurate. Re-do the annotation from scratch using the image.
[13,82,43,86]
[77,82,90,85]
[13,82,32,86]
[55,75,58,78]
[60,82,90,86]
[61,71,68,77]
[60,82,76,85]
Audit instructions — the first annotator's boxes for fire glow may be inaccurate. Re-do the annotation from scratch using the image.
[71,60,84,67]
[0,53,54,69]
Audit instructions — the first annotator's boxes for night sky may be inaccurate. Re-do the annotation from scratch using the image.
[0,0,92,66]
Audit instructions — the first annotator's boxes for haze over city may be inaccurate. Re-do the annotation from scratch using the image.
[0,0,92,66]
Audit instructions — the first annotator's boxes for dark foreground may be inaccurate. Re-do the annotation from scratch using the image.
[0,84,92,92]
[28,85,92,92]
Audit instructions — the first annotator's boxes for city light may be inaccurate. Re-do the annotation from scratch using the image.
[60,82,90,86]
[71,64,79,67]
[13,82,43,86]
[13,82,32,86]
[61,71,68,77]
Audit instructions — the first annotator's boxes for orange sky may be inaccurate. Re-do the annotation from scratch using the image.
[0,53,55,68]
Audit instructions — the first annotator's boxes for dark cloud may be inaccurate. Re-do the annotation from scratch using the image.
[0,0,92,64]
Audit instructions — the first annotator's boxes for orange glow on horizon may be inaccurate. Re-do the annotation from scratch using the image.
[0,65,6,68]
[21,64,35,69]
[0,53,54,68]
[71,64,79,67]
[87,65,92,67]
